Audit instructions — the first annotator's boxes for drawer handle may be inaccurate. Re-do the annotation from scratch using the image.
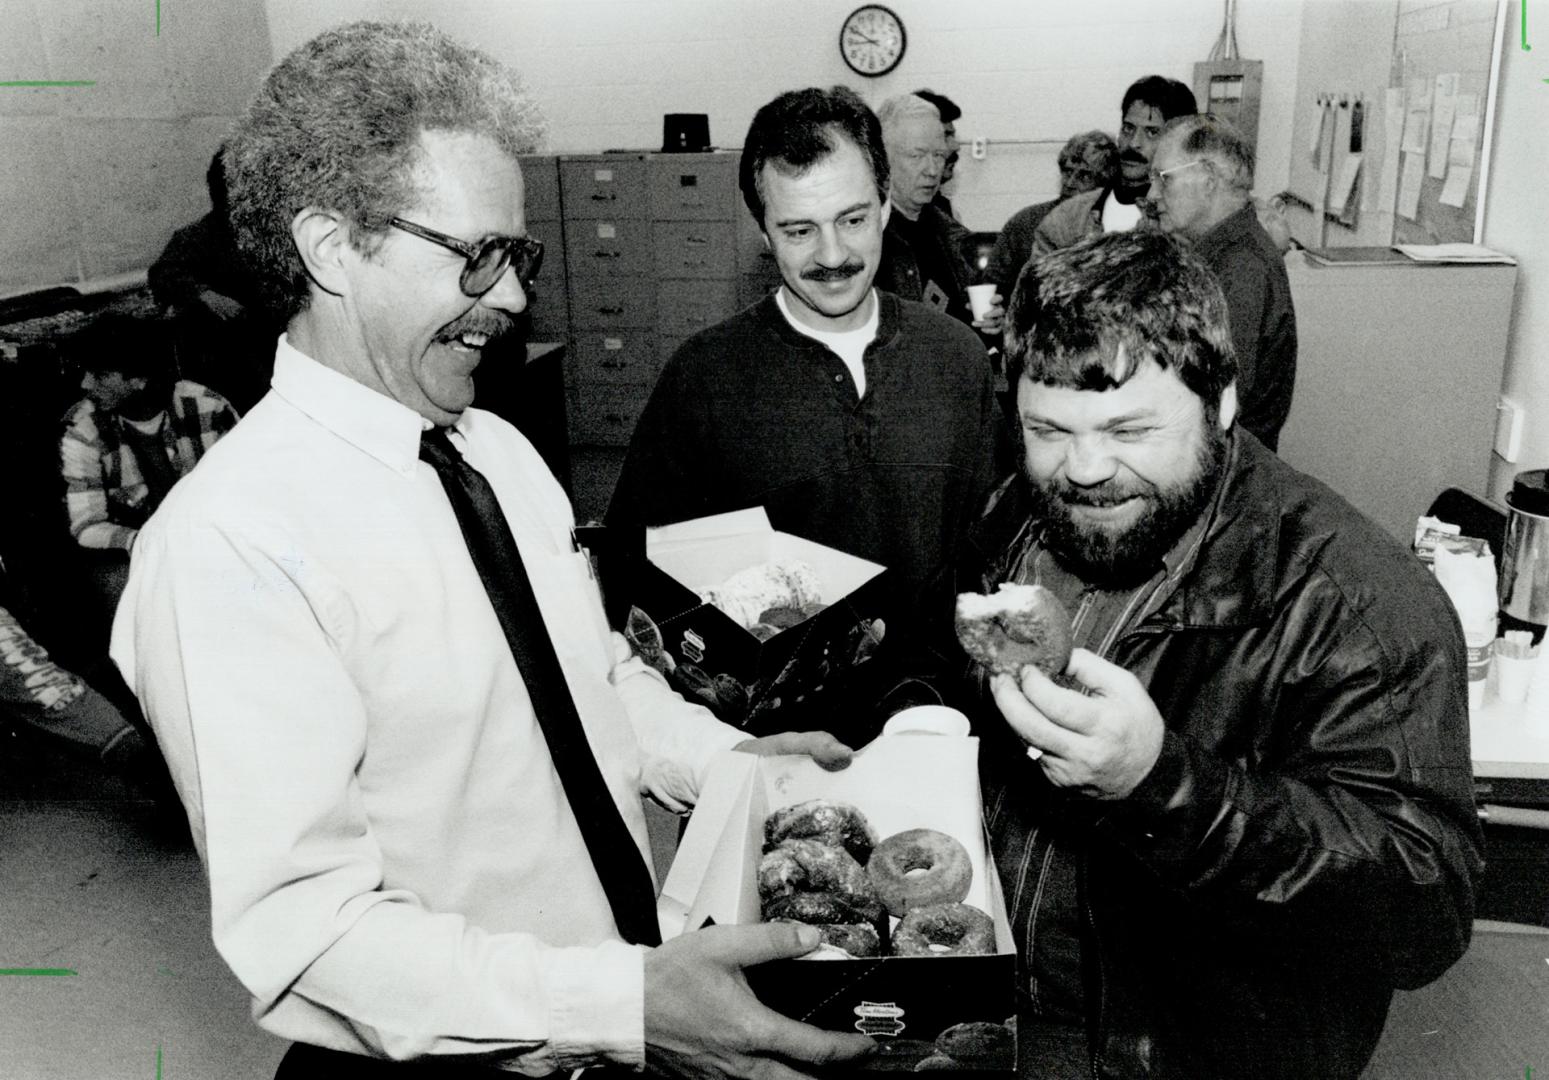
[683,259,708,267]
[685,236,710,245]
[605,413,627,424]
[598,305,625,315]
[593,250,622,258]
[600,358,628,369]
[590,193,617,201]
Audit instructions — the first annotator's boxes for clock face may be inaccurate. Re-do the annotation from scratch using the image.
[840,5,906,77]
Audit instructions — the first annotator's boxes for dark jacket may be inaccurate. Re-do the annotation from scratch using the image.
[923,431,1482,1078]
[877,204,978,327]
[1193,204,1298,452]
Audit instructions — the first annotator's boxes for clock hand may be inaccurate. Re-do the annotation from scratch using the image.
[848,31,881,46]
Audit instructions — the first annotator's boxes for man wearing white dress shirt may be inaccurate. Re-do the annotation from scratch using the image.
[110,21,873,1080]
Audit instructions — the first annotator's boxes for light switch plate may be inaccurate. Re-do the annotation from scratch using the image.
[1495,397,1524,462]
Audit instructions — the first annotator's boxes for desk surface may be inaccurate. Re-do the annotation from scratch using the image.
[1470,676,1549,780]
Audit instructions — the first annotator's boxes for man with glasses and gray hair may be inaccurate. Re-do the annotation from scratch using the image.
[1146,113,1297,451]
[875,93,1003,335]
[110,20,873,1079]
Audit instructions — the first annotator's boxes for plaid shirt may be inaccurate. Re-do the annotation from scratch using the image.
[60,379,239,550]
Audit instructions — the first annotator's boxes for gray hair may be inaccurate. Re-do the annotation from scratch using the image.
[224,21,546,320]
[1159,114,1255,194]
[875,92,941,135]
[1058,130,1119,174]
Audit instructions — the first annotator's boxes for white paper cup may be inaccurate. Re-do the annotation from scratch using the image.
[1496,652,1536,704]
[967,283,997,321]
[883,705,971,737]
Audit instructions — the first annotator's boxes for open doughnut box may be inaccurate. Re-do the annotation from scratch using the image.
[580,507,895,734]
[658,725,1017,1073]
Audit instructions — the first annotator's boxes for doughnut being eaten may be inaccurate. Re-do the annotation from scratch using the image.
[955,583,1074,679]
[892,902,996,957]
[758,839,885,925]
[764,799,878,865]
[867,828,972,917]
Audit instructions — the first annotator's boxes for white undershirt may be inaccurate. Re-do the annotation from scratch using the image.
[1101,195,1145,233]
[775,286,880,398]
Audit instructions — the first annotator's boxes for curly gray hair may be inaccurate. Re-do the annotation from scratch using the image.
[224,21,546,319]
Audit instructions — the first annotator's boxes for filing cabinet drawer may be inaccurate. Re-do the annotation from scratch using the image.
[527,285,569,340]
[657,278,738,336]
[653,221,736,279]
[565,218,653,278]
[649,154,738,220]
[573,331,663,385]
[736,211,773,270]
[569,275,656,329]
[569,382,652,446]
[519,156,561,221]
[561,157,649,219]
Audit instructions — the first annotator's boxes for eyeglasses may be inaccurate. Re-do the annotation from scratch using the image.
[1146,159,1206,189]
[389,217,544,297]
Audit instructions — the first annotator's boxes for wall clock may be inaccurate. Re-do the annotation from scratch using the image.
[840,5,906,77]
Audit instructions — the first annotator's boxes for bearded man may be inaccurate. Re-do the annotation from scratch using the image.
[916,231,1481,1078]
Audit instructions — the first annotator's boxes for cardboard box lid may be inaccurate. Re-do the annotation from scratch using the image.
[646,506,886,602]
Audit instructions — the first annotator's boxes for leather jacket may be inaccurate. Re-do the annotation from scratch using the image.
[925,431,1483,1078]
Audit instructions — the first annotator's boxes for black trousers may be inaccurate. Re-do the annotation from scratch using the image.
[273,1043,534,1078]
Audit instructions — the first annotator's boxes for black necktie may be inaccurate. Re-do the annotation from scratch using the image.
[419,427,661,946]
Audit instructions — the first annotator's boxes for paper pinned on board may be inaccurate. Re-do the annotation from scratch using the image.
[1428,73,1459,180]
[1398,151,1425,220]
[1329,154,1363,214]
[1376,87,1406,216]
[1401,76,1431,157]
[1440,92,1481,208]
[1308,97,1330,169]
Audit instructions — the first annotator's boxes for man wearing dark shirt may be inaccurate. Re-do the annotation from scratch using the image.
[1146,114,1297,450]
[873,93,1003,337]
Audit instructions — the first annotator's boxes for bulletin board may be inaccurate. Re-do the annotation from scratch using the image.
[1284,0,1508,249]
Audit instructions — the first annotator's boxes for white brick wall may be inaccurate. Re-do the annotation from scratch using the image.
[265,0,1305,232]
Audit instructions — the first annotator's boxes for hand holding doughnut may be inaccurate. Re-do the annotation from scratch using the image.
[990,647,1165,799]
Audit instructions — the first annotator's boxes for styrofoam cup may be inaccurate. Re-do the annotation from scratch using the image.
[967,283,997,320]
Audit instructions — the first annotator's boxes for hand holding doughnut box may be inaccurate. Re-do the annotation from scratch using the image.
[659,730,1017,1071]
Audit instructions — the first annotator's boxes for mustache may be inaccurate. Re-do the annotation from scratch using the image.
[1119,149,1149,165]
[801,262,866,283]
[1054,480,1148,506]
[435,309,515,343]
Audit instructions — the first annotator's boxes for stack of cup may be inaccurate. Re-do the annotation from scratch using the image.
[1495,631,1538,705]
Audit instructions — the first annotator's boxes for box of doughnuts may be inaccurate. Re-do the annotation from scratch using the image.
[584,507,895,734]
[658,712,1017,1072]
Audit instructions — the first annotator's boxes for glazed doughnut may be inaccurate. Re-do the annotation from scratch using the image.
[763,890,884,929]
[758,839,885,924]
[764,799,879,865]
[892,902,996,957]
[955,583,1074,679]
[770,917,881,958]
[867,828,972,917]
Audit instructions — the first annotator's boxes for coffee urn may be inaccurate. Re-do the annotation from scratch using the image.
[1500,468,1549,638]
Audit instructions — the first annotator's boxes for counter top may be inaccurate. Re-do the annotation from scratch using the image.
[1470,677,1549,780]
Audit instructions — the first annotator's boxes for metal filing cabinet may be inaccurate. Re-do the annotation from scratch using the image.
[547,150,784,448]
[518,155,568,344]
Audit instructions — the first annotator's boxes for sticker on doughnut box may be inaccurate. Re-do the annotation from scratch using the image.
[658,733,1017,1072]
[584,508,894,733]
